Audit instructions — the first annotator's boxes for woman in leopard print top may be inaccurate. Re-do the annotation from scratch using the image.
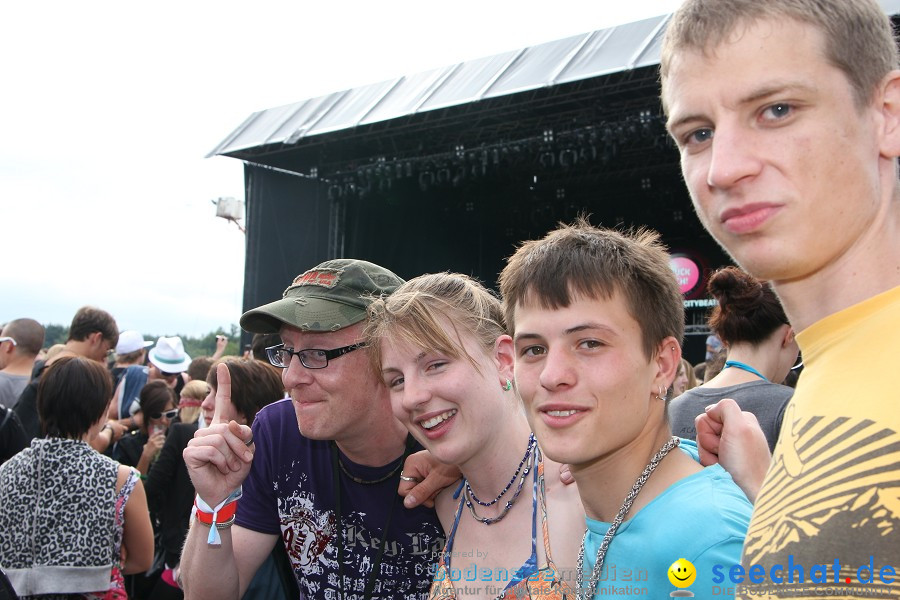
[0,356,154,598]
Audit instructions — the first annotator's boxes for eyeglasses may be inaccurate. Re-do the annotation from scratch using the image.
[0,337,17,346]
[266,342,366,369]
[150,408,179,420]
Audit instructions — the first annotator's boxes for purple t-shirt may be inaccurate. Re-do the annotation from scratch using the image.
[237,398,444,599]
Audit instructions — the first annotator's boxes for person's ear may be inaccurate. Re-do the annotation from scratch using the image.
[494,335,515,386]
[652,337,682,394]
[781,325,795,349]
[876,70,900,158]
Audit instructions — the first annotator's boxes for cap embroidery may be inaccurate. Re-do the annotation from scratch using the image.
[294,269,341,288]
[283,268,345,297]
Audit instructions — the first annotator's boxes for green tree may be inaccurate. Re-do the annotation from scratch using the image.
[37,323,242,358]
[173,324,241,359]
[42,324,68,348]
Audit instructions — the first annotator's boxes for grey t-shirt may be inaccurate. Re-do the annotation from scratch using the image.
[667,380,793,453]
[0,372,29,409]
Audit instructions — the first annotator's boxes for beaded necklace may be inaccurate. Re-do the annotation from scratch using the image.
[462,433,536,525]
[465,433,536,506]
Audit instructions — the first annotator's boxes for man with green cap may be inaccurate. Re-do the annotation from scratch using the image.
[180,259,444,599]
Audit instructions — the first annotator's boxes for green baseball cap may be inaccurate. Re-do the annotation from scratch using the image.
[240,259,404,334]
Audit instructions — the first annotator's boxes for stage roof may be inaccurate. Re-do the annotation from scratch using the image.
[209,0,900,159]
[208,14,669,158]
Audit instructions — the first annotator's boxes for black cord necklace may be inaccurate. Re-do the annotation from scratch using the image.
[337,453,403,485]
[330,434,416,600]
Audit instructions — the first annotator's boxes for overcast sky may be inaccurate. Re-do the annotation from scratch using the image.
[1,0,683,338]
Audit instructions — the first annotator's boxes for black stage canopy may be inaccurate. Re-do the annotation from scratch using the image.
[210,4,900,362]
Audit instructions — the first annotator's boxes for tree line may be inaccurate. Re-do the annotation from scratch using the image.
[42,324,243,360]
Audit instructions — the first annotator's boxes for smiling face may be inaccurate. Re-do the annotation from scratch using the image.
[668,558,697,588]
[279,323,389,443]
[512,291,671,469]
[380,320,508,468]
[663,18,888,287]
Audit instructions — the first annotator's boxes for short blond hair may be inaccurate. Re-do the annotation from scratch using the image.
[660,0,898,109]
[365,272,506,376]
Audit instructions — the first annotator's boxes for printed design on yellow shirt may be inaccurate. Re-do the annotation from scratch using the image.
[742,404,900,595]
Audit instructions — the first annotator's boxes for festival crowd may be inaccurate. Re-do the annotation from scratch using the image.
[1,1,899,599]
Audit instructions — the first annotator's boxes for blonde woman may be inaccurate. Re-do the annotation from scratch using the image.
[178,379,208,425]
[366,273,584,600]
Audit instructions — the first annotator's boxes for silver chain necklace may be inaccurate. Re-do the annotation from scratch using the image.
[575,436,681,600]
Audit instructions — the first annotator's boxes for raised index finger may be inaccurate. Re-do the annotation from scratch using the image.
[215,362,232,414]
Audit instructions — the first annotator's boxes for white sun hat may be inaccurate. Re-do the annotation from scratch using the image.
[148,336,192,373]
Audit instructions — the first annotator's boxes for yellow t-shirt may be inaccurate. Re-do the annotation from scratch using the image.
[738,285,900,599]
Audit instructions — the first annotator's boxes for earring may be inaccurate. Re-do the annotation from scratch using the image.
[503,379,512,392]
[656,385,667,400]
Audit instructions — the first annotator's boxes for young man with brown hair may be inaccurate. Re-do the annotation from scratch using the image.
[661,0,900,596]
[14,306,119,441]
[499,220,751,597]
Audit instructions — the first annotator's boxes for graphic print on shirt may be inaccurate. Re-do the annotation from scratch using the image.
[742,404,900,597]
[281,492,335,569]
[276,471,444,600]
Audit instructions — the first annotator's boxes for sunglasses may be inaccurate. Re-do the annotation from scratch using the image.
[150,408,179,420]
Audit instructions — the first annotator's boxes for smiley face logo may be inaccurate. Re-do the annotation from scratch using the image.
[668,558,696,588]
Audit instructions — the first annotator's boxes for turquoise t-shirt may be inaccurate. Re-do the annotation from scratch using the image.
[582,439,751,599]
